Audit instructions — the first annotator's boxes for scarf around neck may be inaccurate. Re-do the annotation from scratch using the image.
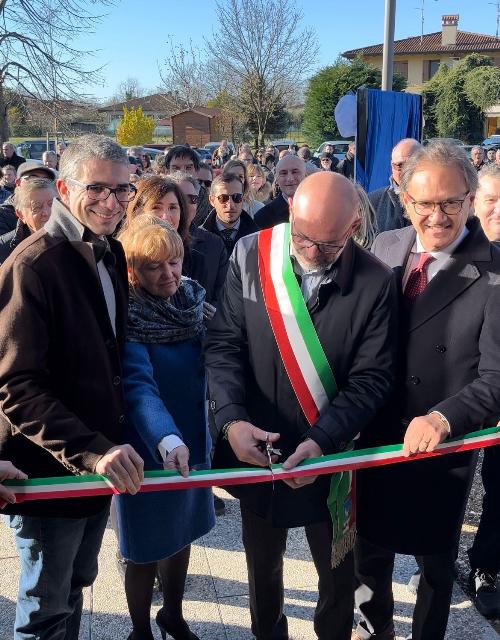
[127,277,205,344]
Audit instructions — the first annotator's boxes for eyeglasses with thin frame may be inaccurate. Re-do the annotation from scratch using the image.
[185,193,199,205]
[291,223,351,256]
[406,191,470,216]
[66,178,137,203]
[215,193,243,204]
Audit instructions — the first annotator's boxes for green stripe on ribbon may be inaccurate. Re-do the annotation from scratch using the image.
[6,427,497,489]
[281,223,337,401]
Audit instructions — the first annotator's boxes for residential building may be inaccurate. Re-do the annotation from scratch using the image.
[342,15,500,91]
[98,93,177,136]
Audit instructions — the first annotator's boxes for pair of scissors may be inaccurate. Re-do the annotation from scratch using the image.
[264,432,282,488]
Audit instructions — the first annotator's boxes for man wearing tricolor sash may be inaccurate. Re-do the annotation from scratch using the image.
[205,172,398,640]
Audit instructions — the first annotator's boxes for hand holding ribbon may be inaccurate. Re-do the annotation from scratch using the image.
[282,438,323,489]
[0,461,27,508]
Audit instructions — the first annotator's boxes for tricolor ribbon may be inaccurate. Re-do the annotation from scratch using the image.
[4,427,499,503]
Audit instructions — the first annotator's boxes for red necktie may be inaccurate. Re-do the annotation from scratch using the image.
[404,252,434,301]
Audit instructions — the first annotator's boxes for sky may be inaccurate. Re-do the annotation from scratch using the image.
[77,0,499,101]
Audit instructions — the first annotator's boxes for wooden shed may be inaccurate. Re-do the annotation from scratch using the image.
[171,107,225,146]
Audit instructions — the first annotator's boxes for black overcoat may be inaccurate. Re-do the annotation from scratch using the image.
[357,218,500,554]
[254,195,289,229]
[204,231,398,528]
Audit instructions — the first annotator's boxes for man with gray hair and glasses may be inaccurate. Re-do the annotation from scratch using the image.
[353,141,500,640]
[0,134,144,639]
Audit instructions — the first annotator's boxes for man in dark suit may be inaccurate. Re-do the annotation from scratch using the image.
[254,154,306,229]
[353,141,500,640]
[201,172,258,255]
[368,138,421,233]
[205,171,398,640]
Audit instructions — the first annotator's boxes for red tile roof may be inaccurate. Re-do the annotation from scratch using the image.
[343,30,500,58]
[170,106,221,119]
[98,93,178,114]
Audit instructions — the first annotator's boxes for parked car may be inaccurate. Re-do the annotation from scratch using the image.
[203,142,235,158]
[143,143,172,152]
[16,140,63,160]
[422,138,465,147]
[482,135,500,148]
[139,147,164,160]
[269,139,297,152]
[195,148,212,164]
[313,141,352,162]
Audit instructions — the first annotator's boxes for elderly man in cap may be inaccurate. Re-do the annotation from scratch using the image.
[254,154,307,229]
[0,161,57,235]
[205,171,397,640]
[354,141,500,640]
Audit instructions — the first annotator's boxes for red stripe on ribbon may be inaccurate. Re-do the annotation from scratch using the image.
[258,228,319,425]
[12,434,499,503]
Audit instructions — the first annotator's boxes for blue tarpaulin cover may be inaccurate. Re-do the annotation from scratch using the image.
[356,89,422,192]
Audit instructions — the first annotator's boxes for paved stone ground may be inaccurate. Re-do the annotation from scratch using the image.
[0,481,498,640]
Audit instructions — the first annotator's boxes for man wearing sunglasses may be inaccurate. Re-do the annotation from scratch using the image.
[206,171,397,640]
[369,138,421,233]
[202,172,258,255]
[354,141,500,640]
[0,134,144,639]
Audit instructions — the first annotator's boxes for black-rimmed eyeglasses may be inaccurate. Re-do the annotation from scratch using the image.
[407,192,470,216]
[67,178,137,203]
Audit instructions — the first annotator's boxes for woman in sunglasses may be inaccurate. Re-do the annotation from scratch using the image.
[169,171,229,312]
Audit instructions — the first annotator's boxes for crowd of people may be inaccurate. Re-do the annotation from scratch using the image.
[0,132,498,640]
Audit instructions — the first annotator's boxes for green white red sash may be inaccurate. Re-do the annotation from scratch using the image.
[258,222,355,566]
[257,222,337,424]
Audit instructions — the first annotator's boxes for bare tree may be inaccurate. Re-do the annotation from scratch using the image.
[0,0,113,142]
[159,38,210,111]
[113,77,145,103]
[205,0,318,146]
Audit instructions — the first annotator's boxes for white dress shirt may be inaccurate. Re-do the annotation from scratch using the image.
[403,226,469,288]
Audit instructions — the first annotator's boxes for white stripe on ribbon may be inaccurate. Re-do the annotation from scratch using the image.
[8,431,499,499]
[270,224,329,414]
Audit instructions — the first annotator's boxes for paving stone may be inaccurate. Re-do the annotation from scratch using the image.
[0,486,497,639]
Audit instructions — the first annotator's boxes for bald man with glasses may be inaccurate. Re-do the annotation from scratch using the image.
[205,171,398,640]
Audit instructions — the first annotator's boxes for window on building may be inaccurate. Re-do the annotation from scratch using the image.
[393,60,408,80]
[423,59,441,82]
